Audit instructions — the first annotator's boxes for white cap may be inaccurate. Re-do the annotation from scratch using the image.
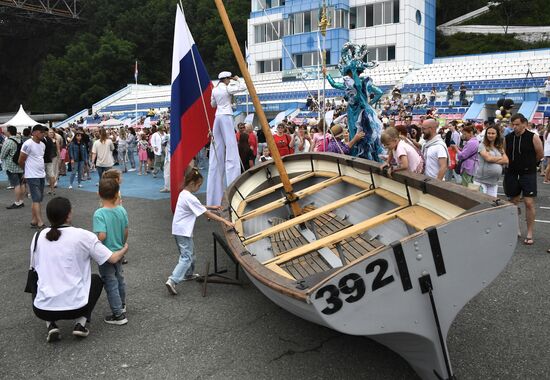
[218,71,232,79]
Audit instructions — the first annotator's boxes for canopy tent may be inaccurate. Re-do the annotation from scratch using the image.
[99,118,124,127]
[0,105,41,132]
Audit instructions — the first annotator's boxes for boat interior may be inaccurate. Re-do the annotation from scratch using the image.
[229,161,469,286]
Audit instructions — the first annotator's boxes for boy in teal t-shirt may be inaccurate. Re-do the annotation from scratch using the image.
[93,178,129,325]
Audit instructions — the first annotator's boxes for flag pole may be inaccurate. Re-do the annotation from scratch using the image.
[319,0,329,151]
[213,0,301,217]
[134,60,138,128]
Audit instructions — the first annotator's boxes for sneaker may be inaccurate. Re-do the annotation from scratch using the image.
[128,168,136,172]
[104,313,128,325]
[165,279,177,295]
[159,188,170,193]
[182,273,200,281]
[68,185,73,189]
[78,184,83,188]
[16,203,24,208]
[6,203,20,209]
[47,322,61,343]
[6,186,14,190]
[72,323,89,338]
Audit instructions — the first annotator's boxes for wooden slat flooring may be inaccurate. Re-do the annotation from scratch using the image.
[270,210,385,280]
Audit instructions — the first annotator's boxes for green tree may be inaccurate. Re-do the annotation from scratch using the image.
[33,31,135,113]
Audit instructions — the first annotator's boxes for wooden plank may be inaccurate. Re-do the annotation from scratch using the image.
[283,264,302,279]
[306,256,324,272]
[244,188,375,244]
[310,254,331,271]
[287,261,309,279]
[341,175,375,190]
[243,172,316,204]
[375,188,409,207]
[397,205,446,231]
[353,236,378,252]
[265,263,295,280]
[299,258,317,276]
[238,175,341,222]
[263,205,407,266]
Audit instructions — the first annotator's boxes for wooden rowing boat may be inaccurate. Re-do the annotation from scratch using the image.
[220,153,517,379]
[211,1,518,378]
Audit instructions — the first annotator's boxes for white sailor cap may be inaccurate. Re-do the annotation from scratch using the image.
[218,71,232,79]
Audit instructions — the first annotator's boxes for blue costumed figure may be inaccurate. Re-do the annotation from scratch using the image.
[325,43,384,161]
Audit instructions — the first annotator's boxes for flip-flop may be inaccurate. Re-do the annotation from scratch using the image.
[523,237,534,245]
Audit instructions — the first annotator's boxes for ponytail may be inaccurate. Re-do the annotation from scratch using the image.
[45,226,61,242]
[45,197,72,241]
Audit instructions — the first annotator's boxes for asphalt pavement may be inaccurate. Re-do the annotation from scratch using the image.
[0,172,549,379]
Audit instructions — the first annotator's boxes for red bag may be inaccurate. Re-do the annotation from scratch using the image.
[448,147,457,170]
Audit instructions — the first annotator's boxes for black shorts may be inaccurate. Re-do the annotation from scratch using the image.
[503,172,537,198]
[6,170,23,187]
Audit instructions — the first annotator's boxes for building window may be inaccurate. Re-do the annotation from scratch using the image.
[257,58,282,73]
[285,8,348,36]
[254,21,284,43]
[366,4,374,27]
[293,50,330,68]
[351,0,399,29]
[393,0,400,23]
[372,45,396,61]
[252,0,285,12]
[388,45,396,61]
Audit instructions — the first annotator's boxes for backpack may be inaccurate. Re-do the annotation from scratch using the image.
[9,137,22,165]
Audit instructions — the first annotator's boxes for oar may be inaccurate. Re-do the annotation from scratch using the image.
[213,0,302,218]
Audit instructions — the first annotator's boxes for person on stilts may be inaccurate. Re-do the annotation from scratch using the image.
[206,71,246,206]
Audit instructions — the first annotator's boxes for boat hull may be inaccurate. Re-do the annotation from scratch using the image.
[222,153,518,379]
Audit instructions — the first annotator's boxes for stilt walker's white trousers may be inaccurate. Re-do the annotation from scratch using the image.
[207,114,240,206]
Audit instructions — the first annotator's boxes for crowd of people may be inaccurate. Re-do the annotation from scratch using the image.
[2,69,550,344]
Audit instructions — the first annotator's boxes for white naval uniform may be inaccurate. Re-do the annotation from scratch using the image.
[206,79,246,206]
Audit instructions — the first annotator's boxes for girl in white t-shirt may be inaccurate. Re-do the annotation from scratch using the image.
[380,127,424,176]
[165,168,235,295]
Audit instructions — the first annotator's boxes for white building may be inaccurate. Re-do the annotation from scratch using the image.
[247,0,436,81]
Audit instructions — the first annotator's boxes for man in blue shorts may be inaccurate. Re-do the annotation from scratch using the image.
[503,113,543,246]
[19,124,47,228]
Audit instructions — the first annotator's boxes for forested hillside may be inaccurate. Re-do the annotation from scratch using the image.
[0,0,547,114]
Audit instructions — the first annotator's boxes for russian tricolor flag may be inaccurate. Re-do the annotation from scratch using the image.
[170,4,214,210]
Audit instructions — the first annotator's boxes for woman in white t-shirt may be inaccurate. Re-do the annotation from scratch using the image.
[91,128,115,181]
[380,127,424,176]
[32,197,128,342]
[165,168,235,295]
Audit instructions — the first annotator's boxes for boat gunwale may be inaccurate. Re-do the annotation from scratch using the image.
[221,153,506,302]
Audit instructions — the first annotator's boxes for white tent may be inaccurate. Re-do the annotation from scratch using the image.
[0,105,40,132]
[99,118,123,127]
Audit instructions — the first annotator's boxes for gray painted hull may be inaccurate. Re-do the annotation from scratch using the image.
[224,153,518,380]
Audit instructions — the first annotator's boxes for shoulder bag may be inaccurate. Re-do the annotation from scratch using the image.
[24,231,41,294]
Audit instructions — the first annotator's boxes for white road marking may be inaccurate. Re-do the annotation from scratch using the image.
[539,206,550,210]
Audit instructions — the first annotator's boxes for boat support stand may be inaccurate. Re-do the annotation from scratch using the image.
[419,274,456,380]
[197,232,242,296]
